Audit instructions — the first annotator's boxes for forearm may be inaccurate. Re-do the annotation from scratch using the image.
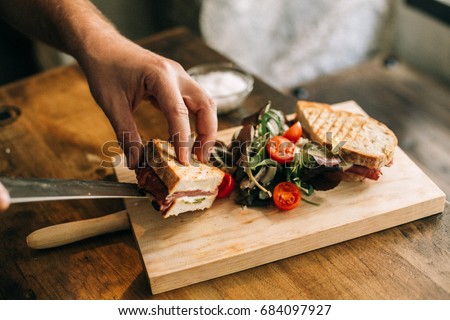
[0,0,121,61]
[0,0,217,167]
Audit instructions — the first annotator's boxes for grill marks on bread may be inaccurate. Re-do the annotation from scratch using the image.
[296,101,398,170]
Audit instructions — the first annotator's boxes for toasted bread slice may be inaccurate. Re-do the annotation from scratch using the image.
[146,138,225,196]
[142,138,225,218]
[296,101,397,169]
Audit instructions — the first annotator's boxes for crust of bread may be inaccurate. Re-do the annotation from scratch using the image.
[296,100,397,169]
[146,138,225,195]
[163,194,217,218]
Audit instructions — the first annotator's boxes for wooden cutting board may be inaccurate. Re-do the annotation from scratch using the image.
[114,101,446,294]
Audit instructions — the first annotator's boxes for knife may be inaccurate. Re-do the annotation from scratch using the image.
[0,177,146,203]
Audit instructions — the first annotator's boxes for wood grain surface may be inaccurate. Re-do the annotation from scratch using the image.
[115,101,445,294]
[0,27,449,299]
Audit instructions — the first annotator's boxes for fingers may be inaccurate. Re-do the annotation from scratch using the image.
[182,75,217,163]
[119,124,143,169]
[0,182,10,212]
[145,69,191,164]
[140,55,218,165]
[149,76,217,165]
[185,96,218,163]
[166,102,191,166]
[103,102,143,170]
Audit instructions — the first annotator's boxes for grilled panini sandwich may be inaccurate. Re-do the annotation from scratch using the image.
[296,100,398,181]
[136,139,225,218]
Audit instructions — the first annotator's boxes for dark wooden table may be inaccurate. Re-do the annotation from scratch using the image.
[0,27,448,299]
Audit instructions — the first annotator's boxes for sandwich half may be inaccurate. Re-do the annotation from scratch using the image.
[296,100,398,181]
[136,138,225,218]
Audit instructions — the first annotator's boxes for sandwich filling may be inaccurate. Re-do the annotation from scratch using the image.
[343,164,382,180]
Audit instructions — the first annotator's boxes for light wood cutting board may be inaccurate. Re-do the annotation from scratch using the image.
[114,101,446,294]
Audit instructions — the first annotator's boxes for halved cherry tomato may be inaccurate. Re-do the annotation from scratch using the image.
[217,172,235,199]
[266,136,296,164]
[283,121,302,143]
[273,181,301,211]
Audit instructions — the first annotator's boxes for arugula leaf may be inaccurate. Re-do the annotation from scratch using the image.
[255,102,287,137]
[248,158,279,170]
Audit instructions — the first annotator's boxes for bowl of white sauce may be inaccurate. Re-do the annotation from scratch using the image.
[187,63,254,114]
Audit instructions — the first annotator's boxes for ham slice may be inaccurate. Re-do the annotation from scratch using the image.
[346,165,382,181]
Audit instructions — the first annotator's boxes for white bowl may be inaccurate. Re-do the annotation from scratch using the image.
[188,63,254,114]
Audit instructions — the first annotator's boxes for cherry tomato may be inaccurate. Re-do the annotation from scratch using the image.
[273,182,301,211]
[266,136,296,164]
[217,172,235,199]
[283,121,302,143]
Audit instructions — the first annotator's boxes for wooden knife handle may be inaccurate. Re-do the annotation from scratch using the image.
[26,210,131,249]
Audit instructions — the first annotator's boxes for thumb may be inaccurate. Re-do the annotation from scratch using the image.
[0,182,10,212]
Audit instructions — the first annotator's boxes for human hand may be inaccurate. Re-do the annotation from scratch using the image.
[78,37,217,169]
[0,182,10,212]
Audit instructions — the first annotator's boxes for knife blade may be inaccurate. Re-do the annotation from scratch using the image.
[0,177,146,203]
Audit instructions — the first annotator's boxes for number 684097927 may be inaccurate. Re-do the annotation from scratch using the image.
[260,304,332,316]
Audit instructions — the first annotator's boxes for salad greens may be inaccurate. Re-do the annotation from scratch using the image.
[211,101,344,207]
